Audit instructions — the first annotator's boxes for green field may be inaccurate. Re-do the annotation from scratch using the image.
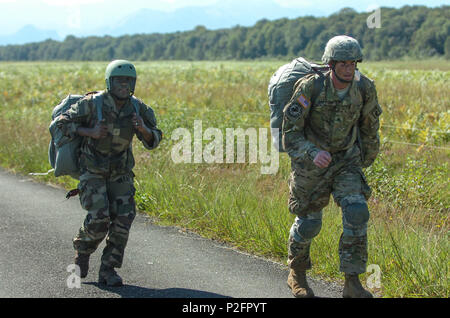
[0,60,448,297]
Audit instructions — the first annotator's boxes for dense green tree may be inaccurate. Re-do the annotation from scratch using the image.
[0,5,448,61]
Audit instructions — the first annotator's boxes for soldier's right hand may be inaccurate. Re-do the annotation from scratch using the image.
[90,120,108,139]
[313,151,332,168]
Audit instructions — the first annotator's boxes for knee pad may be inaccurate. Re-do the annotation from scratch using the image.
[341,198,370,236]
[342,202,370,226]
[290,211,323,242]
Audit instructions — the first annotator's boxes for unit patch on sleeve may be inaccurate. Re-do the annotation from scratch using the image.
[287,104,302,120]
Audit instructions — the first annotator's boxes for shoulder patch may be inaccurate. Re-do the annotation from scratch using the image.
[297,94,310,109]
[286,103,302,120]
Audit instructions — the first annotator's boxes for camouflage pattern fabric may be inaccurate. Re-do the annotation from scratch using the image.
[282,71,381,274]
[288,237,312,271]
[282,71,381,168]
[287,211,322,271]
[56,90,162,268]
[73,172,136,268]
[322,35,363,64]
[57,90,162,179]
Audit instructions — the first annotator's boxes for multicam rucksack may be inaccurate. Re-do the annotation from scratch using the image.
[268,57,329,152]
[268,55,368,152]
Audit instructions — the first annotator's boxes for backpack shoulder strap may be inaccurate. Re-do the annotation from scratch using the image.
[311,68,326,106]
[91,92,103,121]
[311,69,367,105]
[355,70,367,103]
[131,96,141,116]
[129,97,143,149]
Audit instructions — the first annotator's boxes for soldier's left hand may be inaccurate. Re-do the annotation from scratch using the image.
[132,113,146,132]
[313,150,332,168]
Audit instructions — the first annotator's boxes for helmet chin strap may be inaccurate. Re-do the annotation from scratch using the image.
[330,61,357,84]
[109,80,134,101]
[110,90,133,101]
[331,65,353,84]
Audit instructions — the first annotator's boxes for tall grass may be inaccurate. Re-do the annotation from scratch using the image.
[0,60,448,297]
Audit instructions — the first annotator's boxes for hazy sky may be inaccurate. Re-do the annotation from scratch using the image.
[0,0,447,35]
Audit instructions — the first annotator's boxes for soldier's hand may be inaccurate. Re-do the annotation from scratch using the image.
[132,113,145,132]
[132,112,154,144]
[90,120,108,139]
[313,151,332,168]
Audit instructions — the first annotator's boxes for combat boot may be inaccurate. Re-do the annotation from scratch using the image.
[74,252,90,278]
[287,268,314,298]
[343,274,373,298]
[98,264,123,287]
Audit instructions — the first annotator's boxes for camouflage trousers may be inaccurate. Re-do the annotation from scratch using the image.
[73,172,136,268]
[287,146,371,274]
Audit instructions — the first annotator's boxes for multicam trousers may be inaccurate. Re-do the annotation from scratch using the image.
[73,172,136,268]
[287,146,372,274]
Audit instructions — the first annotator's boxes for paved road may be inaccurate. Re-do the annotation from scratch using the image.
[0,169,342,299]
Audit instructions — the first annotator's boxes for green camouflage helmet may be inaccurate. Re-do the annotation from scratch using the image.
[322,35,363,64]
[105,60,137,94]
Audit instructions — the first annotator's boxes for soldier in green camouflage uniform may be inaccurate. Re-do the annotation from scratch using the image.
[283,36,382,298]
[57,60,162,286]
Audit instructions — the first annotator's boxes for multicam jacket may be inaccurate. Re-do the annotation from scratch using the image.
[57,90,162,178]
[282,71,382,168]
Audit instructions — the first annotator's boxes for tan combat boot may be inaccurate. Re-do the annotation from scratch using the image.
[74,252,90,278]
[343,274,373,298]
[99,264,123,287]
[287,268,314,298]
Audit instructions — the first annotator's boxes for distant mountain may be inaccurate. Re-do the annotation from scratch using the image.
[0,0,324,45]
[0,25,61,46]
[100,0,322,37]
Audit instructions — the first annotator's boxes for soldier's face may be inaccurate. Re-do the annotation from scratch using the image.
[111,76,133,99]
[334,61,356,82]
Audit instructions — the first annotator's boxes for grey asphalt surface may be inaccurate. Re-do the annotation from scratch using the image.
[0,169,342,299]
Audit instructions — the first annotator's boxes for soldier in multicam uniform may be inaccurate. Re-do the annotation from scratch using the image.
[57,60,162,286]
[282,36,382,298]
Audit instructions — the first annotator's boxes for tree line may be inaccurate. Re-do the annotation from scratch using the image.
[0,5,448,61]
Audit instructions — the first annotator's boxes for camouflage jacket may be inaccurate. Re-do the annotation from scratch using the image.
[56,90,162,178]
[282,71,382,168]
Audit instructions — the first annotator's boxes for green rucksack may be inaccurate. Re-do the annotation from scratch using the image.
[48,92,103,179]
[268,57,329,152]
[46,91,141,180]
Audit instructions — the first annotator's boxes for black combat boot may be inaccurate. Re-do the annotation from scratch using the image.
[74,252,90,278]
[98,264,123,287]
